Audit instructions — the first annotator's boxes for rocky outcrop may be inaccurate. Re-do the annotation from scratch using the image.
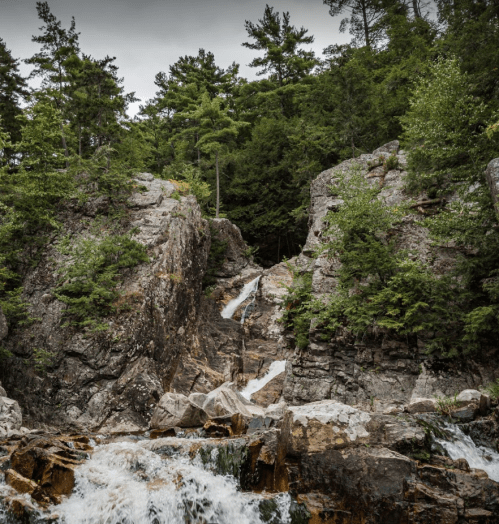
[150,392,208,429]
[283,142,499,407]
[279,401,499,523]
[1,174,210,432]
[209,218,250,278]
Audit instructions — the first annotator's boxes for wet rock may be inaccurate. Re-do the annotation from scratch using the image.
[406,398,437,414]
[452,404,479,423]
[7,435,87,505]
[150,392,208,429]
[250,372,285,408]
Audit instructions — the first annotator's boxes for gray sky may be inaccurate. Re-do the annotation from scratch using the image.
[0,0,349,115]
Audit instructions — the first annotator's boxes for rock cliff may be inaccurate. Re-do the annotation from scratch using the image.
[283,141,499,410]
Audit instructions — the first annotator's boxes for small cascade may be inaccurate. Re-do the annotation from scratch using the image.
[221,277,260,321]
[4,438,295,524]
[435,423,499,482]
[241,361,287,400]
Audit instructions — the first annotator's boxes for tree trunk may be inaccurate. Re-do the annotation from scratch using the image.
[216,151,220,219]
[60,122,69,168]
[352,136,356,159]
[78,122,82,157]
[361,0,371,48]
[412,0,421,18]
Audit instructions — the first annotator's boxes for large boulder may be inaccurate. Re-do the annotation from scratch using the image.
[199,383,264,419]
[0,395,22,437]
[150,392,208,429]
[405,398,437,414]
[209,218,251,278]
[250,372,285,408]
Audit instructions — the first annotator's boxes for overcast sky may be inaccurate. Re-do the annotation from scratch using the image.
[0,0,350,115]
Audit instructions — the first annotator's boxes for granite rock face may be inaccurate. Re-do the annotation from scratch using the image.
[278,400,499,523]
[2,176,211,432]
[0,396,22,437]
[283,143,499,408]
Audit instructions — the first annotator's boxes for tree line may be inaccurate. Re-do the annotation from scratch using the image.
[1,0,498,268]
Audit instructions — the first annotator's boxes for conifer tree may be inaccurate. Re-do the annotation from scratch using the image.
[0,39,27,163]
[243,5,316,87]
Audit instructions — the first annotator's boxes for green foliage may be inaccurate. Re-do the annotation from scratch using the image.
[0,346,13,361]
[434,394,459,417]
[280,262,313,350]
[401,57,490,191]
[54,232,149,330]
[484,379,499,401]
[32,347,55,373]
[202,221,228,289]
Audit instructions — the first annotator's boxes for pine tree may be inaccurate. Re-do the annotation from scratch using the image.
[26,1,80,161]
[0,39,28,164]
[186,93,246,217]
[243,5,316,87]
[323,0,387,48]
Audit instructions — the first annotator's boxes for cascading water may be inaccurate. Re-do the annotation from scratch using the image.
[1,437,295,524]
[221,277,260,321]
[240,361,287,400]
[435,423,499,482]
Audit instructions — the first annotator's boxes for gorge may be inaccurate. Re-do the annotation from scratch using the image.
[1,142,499,523]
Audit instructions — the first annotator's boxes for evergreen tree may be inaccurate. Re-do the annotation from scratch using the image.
[243,5,316,87]
[0,39,27,164]
[323,0,387,48]
[186,93,246,217]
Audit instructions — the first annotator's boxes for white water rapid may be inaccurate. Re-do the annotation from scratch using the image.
[221,277,260,321]
[6,437,295,524]
[240,361,287,400]
[436,424,499,482]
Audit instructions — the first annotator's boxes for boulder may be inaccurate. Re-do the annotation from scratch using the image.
[452,404,479,423]
[0,395,22,436]
[456,389,482,405]
[200,383,264,420]
[209,218,251,277]
[8,436,86,505]
[0,381,6,398]
[250,372,285,408]
[150,392,208,429]
[264,400,287,421]
[485,158,499,216]
[405,398,437,414]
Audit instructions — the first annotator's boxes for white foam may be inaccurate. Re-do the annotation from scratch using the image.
[436,423,499,482]
[50,439,291,524]
[241,360,287,400]
[221,277,260,320]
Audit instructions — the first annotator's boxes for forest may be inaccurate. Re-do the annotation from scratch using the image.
[1,0,499,355]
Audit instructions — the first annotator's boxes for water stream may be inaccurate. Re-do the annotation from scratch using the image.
[436,423,499,482]
[221,277,260,321]
[240,361,287,401]
[1,437,295,524]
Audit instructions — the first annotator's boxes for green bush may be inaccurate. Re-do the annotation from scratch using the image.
[54,232,149,330]
[280,262,313,350]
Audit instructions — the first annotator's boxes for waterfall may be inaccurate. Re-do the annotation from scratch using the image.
[221,277,260,321]
[241,361,287,400]
[436,423,499,482]
[14,438,295,524]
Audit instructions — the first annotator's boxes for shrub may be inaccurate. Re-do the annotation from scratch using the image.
[54,232,149,330]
